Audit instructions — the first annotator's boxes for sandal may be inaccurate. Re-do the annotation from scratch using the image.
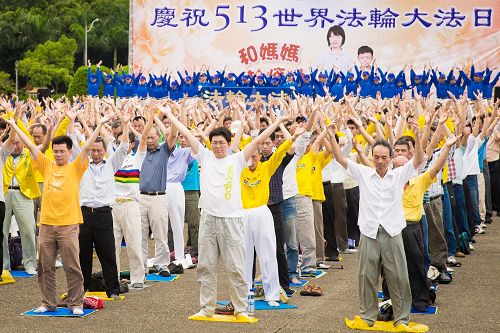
[448,261,462,267]
[215,301,234,315]
[300,285,312,296]
[310,285,323,296]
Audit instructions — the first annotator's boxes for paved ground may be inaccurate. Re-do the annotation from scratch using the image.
[1,217,500,333]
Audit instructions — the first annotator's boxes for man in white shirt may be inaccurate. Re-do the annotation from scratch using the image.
[159,103,289,321]
[328,120,424,329]
[112,109,154,289]
[78,110,129,298]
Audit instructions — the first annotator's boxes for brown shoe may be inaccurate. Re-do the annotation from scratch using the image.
[455,251,465,258]
[300,285,312,296]
[310,285,323,296]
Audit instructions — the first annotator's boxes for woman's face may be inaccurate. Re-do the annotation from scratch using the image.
[329,33,343,49]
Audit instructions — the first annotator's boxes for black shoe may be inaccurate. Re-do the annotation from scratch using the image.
[377,304,393,322]
[158,267,171,277]
[429,289,436,304]
[167,262,184,274]
[438,272,452,284]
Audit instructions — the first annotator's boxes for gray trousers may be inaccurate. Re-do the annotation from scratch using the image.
[197,211,248,314]
[358,226,411,326]
[295,195,316,271]
[423,198,448,271]
[313,200,325,263]
[3,190,37,271]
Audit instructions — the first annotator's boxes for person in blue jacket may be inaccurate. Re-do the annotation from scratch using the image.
[380,71,397,99]
[344,72,358,96]
[356,65,373,98]
[459,65,485,100]
[482,66,499,100]
[102,72,115,97]
[282,72,298,91]
[446,72,463,99]
[135,75,149,98]
[87,60,101,96]
[223,72,238,87]
[329,72,345,100]
[239,74,253,87]
[255,75,267,88]
[169,81,184,100]
[312,71,329,97]
[431,69,449,99]
[370,75,384,98]
[296,71,314,97]
[395,70,407,97]
[178,71,199,97]
[148,74,168,99]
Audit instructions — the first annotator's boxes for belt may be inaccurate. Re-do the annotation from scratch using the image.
[116,198,135,204]
[8,186,20,190]
[81,206,112,213]
[430,194,443,201]
[140,191,166,196]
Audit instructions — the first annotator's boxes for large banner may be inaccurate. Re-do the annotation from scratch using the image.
[131,0,499,74]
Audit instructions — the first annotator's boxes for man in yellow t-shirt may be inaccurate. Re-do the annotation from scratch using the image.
[6,115,111,316]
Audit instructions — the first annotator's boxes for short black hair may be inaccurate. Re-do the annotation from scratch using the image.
[346,119,356,126]
[357,45,374,56]
[223,116,232,123]
[259,128,275,141]
[52,135,73,150]
[111,120,122,129]
[372,140,393,157]
[209,127,231,143]
[296,116,306,124]
[32,123,48,135]
[260,117,269,127]
[94,136,106,149]
[133,116,146,124]
[394,138,411,150]
[327,25,346,47]
[398,135,415,148]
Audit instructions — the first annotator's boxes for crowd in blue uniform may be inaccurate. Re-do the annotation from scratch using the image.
[87,61,499,101]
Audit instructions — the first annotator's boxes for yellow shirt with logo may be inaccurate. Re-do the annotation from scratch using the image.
[296,150,317,197]
[403,171,435,222]
[240,139,292,209]
[311,151,332,202]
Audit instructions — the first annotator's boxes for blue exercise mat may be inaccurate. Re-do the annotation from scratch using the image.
[378,291,384,299]
[10,271,36,278]
[290,279,309,287]
[411,306,438,315]
[145,274,179,282]
[22,307,96,317]
[217,300,297,311]
[301,270,327,279]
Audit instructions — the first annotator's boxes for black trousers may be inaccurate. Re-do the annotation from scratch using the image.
[268,203,290,290]
[488,160,500,213]
[0,202,5,271]
[383,222,429,308]
[345,186,360,245]
[445,182,459,244]
[322,182,338,258]
[80,208,120,296]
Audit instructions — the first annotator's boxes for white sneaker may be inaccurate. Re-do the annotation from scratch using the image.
[479,222,487,229]
[475,226,485,234]
[317,262,331,269]
[72,308,84,315]
[447,256,457,265]
[469,242,475,251]
[193,309,213,318]
[33,306,48,313]
[340,248,358,254]
[25,268,38,275]
[446,266,454,273]
[267,300,279,307]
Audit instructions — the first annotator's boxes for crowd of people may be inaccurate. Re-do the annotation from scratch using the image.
[1,60,499,329]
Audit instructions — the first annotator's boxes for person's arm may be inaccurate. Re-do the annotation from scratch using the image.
[242,116,289,161]
[352,138,373,167]
[311,128,328,154]
[138,108,155,153]
[157,104,200,155]
[428,136,457,179]
[408,117,424,169]
[327,124,348,169]
[4,118,41,160]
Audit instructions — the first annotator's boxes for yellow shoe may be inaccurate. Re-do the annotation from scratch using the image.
[235,312,253,323]
[345,315,374,329]
[395,323,412,332]
[279,287,289,304]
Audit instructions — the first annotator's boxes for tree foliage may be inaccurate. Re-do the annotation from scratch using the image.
[18,35,77,91]
[0,71,15,93]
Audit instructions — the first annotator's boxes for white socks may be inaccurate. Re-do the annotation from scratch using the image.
[33,306,48,313]
[72,308,84,315]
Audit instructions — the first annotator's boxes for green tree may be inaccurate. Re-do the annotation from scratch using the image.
[0,71,15,93]
[18,35,77,92]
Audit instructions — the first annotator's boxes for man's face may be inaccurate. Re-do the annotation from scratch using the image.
[90,77,97,83]
[106,78,112,84]
[450,79,456,85]
[52,143,71,166]
[199,75,207,82]
[362,74,369,81]
[438,77,445,83]
[415,78,422,85]
[274,130,286,147]
[146,129,159,151]
[90,141,106,164]
[155,80,163,86]
[125,78,132,84]
[223,119,232,130]
[358,52,373,68]
[394,144,411,159]
[348,124,358,135]
[186,78,193,85]
[179,133,188,148]
[11,136,24,155]
[140,79,146,85]
[373,145,392,176]
[112,126,122,139]
[259,137,274,157]
[397,81,403,87]
[210,135,229,159]
[32,127,46,146]
[319,76,327,83]
[473,75,482,83]
[132,119,145,133]
[74,122,83,133]
[162,117,171,128]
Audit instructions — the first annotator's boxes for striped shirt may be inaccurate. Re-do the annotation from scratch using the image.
[115,151,146,201]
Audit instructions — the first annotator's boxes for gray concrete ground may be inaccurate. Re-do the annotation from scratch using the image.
[1,217,499,333]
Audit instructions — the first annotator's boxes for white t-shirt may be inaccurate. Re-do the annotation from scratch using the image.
[194,146,246,218]
[283,132,310,200]
[463,135,483,176]
[114,151,147,201]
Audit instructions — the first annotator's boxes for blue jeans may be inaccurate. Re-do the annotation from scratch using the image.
[420,214,431,274]
[441,185,457,257]
[453,184,471,240]
[281,197,299,279]
[464,175,482,227]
